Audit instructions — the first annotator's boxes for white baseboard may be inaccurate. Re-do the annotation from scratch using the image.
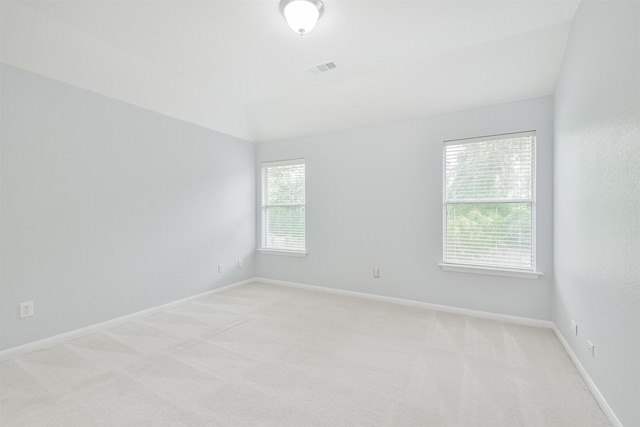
[551,325,622,427]
[253,277,553,329]
[0,278,254,361]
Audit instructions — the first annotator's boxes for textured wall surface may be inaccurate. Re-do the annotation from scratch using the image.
[0,64,256,350]
[256,97,554,320]
[553,1,640,425]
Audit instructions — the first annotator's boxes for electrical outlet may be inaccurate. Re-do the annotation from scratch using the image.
[218,264,223,273]
[238,259,243,268]
[571,320,578,336]
[587,340,595,357]
[373,268,380,279]
[19,301,34,318]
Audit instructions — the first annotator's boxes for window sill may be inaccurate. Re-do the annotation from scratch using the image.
[257,249,308,257]
[438,263,543,280]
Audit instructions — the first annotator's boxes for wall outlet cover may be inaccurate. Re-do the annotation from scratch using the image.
[20,301,34,318]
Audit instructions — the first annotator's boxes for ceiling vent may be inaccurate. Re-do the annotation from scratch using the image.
[307,61,337,74]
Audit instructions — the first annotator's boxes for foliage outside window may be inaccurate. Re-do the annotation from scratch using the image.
[260,159,305,253]
[443,132,536,271]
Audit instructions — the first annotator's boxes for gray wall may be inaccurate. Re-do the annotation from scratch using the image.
[256,97,554,320]
[0,64,256,350]
[553,1,640,426]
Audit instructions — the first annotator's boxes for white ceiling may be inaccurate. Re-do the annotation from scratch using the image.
[1,0,579,142]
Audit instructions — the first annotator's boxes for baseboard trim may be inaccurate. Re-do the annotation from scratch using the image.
[253,277,553,329]
[0,278,254,361]
[551,325,622,427]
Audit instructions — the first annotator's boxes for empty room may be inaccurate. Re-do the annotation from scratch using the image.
[1,0,638,426]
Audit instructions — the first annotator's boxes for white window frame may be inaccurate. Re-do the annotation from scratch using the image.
[258,158,307,257]
[439,131,543,279]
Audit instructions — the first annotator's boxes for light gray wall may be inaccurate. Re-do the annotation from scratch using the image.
[256,97,554,320]
[553,1,640,426]
[0,64,256,350]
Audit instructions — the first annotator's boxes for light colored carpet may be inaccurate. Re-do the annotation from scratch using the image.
[1,281,610,426]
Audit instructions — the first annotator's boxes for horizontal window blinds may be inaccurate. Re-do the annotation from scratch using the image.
[261,160,305,252]
[444,132,535,270]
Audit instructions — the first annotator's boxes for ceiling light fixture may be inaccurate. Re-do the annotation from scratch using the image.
[279,0,324,35]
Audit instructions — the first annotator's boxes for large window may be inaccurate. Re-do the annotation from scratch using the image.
[260,159,306,253]
[443,131,536,272]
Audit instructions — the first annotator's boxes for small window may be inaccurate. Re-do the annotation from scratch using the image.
[260,159,306,253]
[443,131,536,271]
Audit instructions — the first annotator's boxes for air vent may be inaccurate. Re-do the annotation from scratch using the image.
[307,61,338,74]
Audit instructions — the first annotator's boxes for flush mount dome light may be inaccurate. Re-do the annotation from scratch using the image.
[280,0,324,35]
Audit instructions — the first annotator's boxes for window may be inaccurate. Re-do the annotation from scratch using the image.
[260,159,306,254]
[442,131,538,275]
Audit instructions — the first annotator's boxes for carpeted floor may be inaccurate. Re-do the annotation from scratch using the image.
[1,281,610,426]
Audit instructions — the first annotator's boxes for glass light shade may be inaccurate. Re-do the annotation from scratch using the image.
[282,0,321,35]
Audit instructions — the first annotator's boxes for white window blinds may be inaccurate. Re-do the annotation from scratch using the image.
[261,159,306,252]
[443,131,536,270]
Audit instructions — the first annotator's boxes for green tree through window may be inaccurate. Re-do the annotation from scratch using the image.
[444,132,535,270]
[261,160,305,252]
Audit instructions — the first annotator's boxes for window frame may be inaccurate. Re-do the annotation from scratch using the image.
[258,158,307,256]
[440,131,542,279]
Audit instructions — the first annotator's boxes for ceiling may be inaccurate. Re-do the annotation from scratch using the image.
[1,0,579,142]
